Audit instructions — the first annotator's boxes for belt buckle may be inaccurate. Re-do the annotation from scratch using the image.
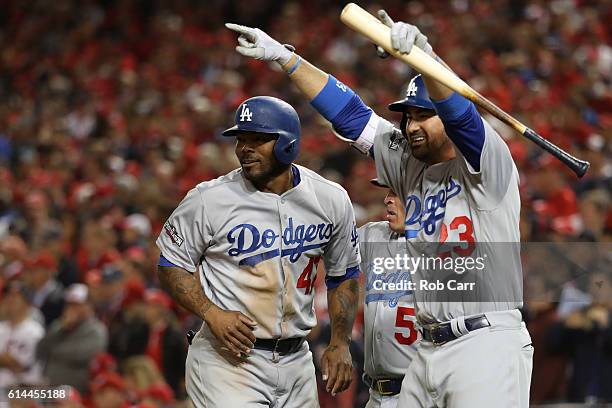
[429,323,447,346]
[375,379,393,396]
[271,338,281,361]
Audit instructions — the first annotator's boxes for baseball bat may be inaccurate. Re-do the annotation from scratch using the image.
[340,3,590,178]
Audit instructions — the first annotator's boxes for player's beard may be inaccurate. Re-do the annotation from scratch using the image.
[242,157,290,187]
[408,131,431,161]
[408,131,453,164]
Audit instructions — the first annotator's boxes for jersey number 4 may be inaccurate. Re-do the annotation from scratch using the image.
[297,256,321,295]
[395,306,418,345]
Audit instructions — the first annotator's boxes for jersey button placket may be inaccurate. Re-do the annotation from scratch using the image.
[278,199,289,340]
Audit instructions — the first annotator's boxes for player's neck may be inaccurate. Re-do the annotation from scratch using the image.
[253,166,293,195]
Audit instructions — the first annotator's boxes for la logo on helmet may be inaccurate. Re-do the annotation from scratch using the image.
[239,104,253,122]
[406,79,418,97]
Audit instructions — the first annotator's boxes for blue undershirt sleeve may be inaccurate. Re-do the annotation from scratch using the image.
[310,75,373,141]
[330,94,374,140]
[158,254,179,268]
[432,92,485,171]
[325,265,360,290]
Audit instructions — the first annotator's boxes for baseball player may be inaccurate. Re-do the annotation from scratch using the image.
[156,95,361,407]
[228,11,533,408]
[359,179,419,408]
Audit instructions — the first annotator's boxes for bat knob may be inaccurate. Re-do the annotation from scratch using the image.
[574,160,590,178]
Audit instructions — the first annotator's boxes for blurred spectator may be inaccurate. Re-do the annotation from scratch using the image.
[525,274,567,403]
[0,281,44,387]
[141,382,175,407]
[141,289,186,396]
[56,386,85,408]
[578,189,611,241]
[42,226,80,287]
[22,251,64,326]
[75,221,121,277]
[88,372,128,408]
[90,264,127,325]
[551,270,612,403]
[89,352,119,381]
[11,190,62,251]
[0,235,28,282]
[122,355,176,406]
[576,134,612,195]
[119,246,150,284]
[110,289,186,397]
[121,213,152,250]
[37,284,108,394]
[123,355,165,391]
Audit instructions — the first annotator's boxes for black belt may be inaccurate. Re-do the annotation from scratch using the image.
[253,337,305,355]
[363,374,403,396]
[421,314,490,346]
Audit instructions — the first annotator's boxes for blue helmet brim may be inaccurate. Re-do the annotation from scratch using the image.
[221,125,240,137]
[221,125,279,138]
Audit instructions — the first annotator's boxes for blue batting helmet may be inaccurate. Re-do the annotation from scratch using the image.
[222,96,301,165]
[388,74,435,112]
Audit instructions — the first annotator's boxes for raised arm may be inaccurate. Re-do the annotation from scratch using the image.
[375,9,453,100]
[381,13,517,203]
[226,23,327,100]
[375,11,493,169]
[282,54,328,100]
[226,23,378,155]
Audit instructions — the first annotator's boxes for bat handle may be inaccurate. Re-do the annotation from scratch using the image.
[523,128,590,178]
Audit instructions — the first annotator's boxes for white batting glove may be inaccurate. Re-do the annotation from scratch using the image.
[377,10,433,57]
[225,23,293,66]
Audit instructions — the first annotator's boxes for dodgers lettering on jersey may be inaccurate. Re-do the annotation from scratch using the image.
[365,107,522,324]
[156,165,360,339]
[404,176,462,238]
[364,269,412,307]
[227,218,334,266]
[359,222,418,379]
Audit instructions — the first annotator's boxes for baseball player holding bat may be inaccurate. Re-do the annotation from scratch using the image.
[359,179,419,407]
[228,9,533,408]
[156,96,361,407]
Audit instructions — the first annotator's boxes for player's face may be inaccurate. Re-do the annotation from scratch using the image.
[384,189,405,234]
[235,132,285,183]
[404,107,451,163]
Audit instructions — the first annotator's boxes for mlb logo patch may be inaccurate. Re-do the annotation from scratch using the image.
[388,132,401,151]
[164,222,184,247]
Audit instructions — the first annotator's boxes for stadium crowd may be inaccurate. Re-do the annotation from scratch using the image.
[0,0,610,407]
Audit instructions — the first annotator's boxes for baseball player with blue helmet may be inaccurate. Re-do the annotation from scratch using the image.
[156,96,361,407]
[228,9,533,408]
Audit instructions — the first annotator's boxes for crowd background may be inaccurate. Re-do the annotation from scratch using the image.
[0,0,610,407]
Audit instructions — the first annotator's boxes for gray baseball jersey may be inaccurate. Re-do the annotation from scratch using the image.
[356,112,521,324]
[156,164,360,339]
[359,221,418,380]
